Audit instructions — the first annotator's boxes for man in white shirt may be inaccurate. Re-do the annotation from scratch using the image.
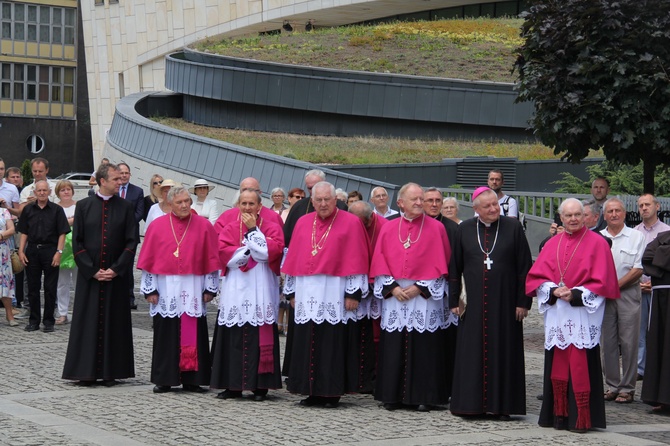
[370,187,398,219]
[487,169,518,218]
[0,159,20,218]
[19,158,57,212]
[600,197,646,404]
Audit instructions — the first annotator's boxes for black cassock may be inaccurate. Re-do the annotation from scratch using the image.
[281,197,348,377]
[449,216,532,416]
[62,195,138,381]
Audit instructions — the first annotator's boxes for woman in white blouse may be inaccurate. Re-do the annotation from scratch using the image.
[189,179,219,225]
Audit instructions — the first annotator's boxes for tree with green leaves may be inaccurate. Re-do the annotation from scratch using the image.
[20,159,32,185]
[516,0,670,194]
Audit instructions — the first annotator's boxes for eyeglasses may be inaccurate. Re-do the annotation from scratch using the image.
[291,195,305,199]
[153,180,163,185]
[373,194,388,199]
[272,194,285,198]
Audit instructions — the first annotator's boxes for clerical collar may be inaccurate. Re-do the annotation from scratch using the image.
[477,217,496,228]
[170,212,190,220]
[96,191,113,201]
[402,213,421,222]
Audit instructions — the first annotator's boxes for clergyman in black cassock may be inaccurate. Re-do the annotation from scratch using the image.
[62,164,138,384]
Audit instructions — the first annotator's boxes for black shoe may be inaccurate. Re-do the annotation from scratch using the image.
[324,402,339,409]
[253,394,266,402]
[75,380,96,387]
[183,384,207,393]
[216,390,242,399]
[129,304,138,310]
[637,374,644,381]
[102,380,119,387]
[416,404,431,412]
[537,393,544,400]
[498,414,512,421]
[299,396,321,407]
[553,416,567,430]
[42,325,54,333]
[153,385,171,394]
[24,324,39,332]
[383,402,402,411]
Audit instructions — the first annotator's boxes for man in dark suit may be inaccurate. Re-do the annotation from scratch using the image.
[117,162,144,309]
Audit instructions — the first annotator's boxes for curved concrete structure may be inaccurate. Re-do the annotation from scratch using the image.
[166,50,533,140]
[105,91,398,213]
[82,0,511,161]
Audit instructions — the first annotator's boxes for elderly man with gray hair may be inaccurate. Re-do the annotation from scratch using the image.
[282,181,371,408]
[599,197,647,404]
[137,185,220,394]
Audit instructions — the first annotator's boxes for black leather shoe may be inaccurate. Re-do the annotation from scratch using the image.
[183,384,207,393]
[216,390,242,399]
[24,324,39,332]
[42,325,54,333]
[416,404,431,412]
[153,385,171,393]
[102,380,118,387]
[253,394,266,402]
[75,380,96,387]
[553,416,566,430]
[129,304,138,310]
[498,414,512,421]
[383,402,402,411]
[299,396,321,406]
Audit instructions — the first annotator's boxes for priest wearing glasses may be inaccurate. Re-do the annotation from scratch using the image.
[526,198,619,433]
[370,183,452,412]
[137,186,220,394]
[449,186,532,420]
[281,181,370,408]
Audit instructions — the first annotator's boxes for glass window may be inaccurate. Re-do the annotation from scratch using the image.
[1,3,11,20]
[15,22,24,40]
[52,67,61,84]
[52,26,61,44]
[95,0,104,5]
[27,24,36,41]
[64,68,74,84]
[28,5,37,22]
[14,83,23,100]
[64,27,74,45]
[1,82,10,99]
[15,4,24,21]
[14,65,23,81]
[27,84,36,100]
[39,84,48,101]
[1,22,9,39]
[51,85,60,102]
[39,24,49,42]
[39,6,49,24]
[26,135,45,154]
[1,64,10,80]
[64,9,74,26]
[63,85,73,103]
[39,67,48,83]
[52,8,61,24]
[27,65,36,82]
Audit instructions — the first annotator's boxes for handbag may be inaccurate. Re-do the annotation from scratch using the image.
[11,250,23,274]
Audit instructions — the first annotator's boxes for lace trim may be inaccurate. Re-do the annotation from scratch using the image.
[292,274,369,324]
[217,261,279,327]
[536,281,605,349]
[283,274,296,295]
[245,230,269,262]
[374,277,446,332]
[142,271,213,318]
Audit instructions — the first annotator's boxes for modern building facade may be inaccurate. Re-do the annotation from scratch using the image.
[0,0,92,174]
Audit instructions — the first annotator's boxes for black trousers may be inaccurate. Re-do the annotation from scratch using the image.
[25,245,59,327]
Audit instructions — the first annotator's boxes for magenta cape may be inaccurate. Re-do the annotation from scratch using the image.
[218,217,285,276]
[369,214,451,280]
[525,225,620,299]
[138,213,220,275]
[215,206,284,235]
[367,212,388,250]
[282,209,370,277]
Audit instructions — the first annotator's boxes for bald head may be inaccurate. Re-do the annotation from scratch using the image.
[240,177,261,193]
[348,200,374,226]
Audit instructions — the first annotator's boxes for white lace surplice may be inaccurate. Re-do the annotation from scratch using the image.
[283,274,369,324]
[537,281,605,350]
[217,229,280,327]
[141,271,219,318]
[373,276,450,333]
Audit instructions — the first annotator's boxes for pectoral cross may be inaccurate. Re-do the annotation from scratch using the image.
[311,249,318,256]
[173,248,179,257]
[484,255,493,270]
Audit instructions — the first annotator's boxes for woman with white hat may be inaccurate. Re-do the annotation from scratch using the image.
[145,179,178,229]
[189,179,219,225]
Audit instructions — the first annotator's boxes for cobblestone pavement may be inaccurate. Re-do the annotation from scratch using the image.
[1,270,670,445]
